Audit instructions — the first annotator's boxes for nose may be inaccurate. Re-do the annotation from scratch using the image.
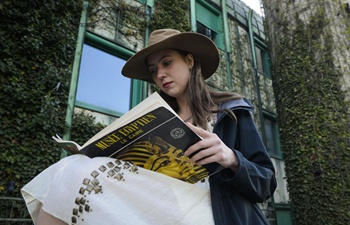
[155,67,166,80]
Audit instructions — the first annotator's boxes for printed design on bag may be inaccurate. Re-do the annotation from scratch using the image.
[70,160,138,224]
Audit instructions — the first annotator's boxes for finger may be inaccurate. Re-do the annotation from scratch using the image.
[194,154,219,166]
[184,138,212,157]
[185,122,210,138]
[184,142,202,157]
[189,146,216,163]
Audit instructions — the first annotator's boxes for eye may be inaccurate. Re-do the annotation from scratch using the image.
[163,60,171,67]
[149,67,157,76]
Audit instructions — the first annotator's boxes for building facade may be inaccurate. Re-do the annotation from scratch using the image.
[70,0,292,224]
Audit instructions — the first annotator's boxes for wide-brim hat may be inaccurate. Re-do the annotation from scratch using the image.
[121,29,220,83]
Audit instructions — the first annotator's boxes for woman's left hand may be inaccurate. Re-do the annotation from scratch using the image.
[184,122,239,172]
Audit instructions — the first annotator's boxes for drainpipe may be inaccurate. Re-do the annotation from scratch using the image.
[221,0,233,90]
[248,9,266,144]
[131,0,154,103]
[61,1,89,159]
[190,0,197,31]
[248,9,277,221]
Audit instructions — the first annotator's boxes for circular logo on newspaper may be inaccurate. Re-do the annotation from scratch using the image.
[170,128,185,139]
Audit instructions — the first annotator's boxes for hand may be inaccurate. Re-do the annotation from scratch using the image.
[184,122,239,173]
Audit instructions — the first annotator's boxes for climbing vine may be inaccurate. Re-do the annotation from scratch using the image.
[0,0,80,194]
[263,1,350,224]
[0,1,105,220]
[150,0,191,32]
[0,0,191,220]
[87,0,146,36]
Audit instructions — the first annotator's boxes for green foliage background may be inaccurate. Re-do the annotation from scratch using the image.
[150,0,190,32]
[0,0,104,202]
[263,1,350,224]
[0,0,191,220]
[3,0,350,224]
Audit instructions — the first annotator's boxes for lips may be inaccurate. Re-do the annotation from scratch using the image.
[163,81,172,88]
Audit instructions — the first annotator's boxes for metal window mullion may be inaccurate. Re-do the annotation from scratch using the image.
[61,1,89,159]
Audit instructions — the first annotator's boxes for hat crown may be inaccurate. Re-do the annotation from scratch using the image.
[122,28,219,83]
[147,29,181,47]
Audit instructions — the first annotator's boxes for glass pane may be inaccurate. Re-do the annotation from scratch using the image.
[264,117,279,156]
[255,46,264,73]
[76,44,130,114]
[196,22,217,42]
[264,119,274,151]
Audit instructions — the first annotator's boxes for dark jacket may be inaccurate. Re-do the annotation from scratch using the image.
[210,98,277,225]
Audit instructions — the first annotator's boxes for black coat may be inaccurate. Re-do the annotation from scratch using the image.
[210,98,277,225]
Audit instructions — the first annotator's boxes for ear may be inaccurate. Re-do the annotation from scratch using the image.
[185,54,194,69]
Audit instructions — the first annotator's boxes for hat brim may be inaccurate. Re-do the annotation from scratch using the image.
[121,32,220,83]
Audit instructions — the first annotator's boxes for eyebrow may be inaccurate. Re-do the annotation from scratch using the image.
[147,54,172,67]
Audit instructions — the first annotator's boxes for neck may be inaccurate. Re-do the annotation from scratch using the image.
[176,95,192,121]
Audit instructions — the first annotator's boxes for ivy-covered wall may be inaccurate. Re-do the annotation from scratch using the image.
[0,0,192,197]
[0,0,286,222]
[262,0,350,224]
[86,0,191,54]
[0,0,105,217]
[87,0,146,51]
[150,0,190,31]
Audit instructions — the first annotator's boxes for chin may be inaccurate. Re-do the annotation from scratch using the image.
[162,90,177,98]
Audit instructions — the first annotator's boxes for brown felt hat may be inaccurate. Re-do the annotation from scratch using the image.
[121,29,220,83]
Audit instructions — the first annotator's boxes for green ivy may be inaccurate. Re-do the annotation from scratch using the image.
[0,0,190,201]
[71,112,106,147]
[150,0,191,32]
[88,0,146,35]
[0,0,79,194]
[0,0,193,221]
[265,2,350,225]
[0,1,105,219]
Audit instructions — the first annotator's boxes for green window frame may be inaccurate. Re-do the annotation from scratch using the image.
[255,38,271,78]
[75,32,144,118]
[275,204,293,225]
[263,111,282,159]
[195,0,224,50]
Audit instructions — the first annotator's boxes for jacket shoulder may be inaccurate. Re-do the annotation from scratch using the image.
[216,98,254,123]
[219,98,254,112]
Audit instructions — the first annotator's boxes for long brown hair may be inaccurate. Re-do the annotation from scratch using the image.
[160,51,243,130]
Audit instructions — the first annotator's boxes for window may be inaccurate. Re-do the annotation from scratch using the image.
[196,22,217,41]
[195,0,224,50]
[255,47,263,73]
[263,113,282,158]
[76,44,131,116]
[275,205,293,225]
[255,45,271,78]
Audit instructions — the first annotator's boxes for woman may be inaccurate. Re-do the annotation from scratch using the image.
[121,28,277,224]
[22,29,276,225]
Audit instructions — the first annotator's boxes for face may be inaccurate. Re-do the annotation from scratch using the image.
[146,49,193,99]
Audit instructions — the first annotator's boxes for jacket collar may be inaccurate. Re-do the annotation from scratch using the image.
[216,98,254,124]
